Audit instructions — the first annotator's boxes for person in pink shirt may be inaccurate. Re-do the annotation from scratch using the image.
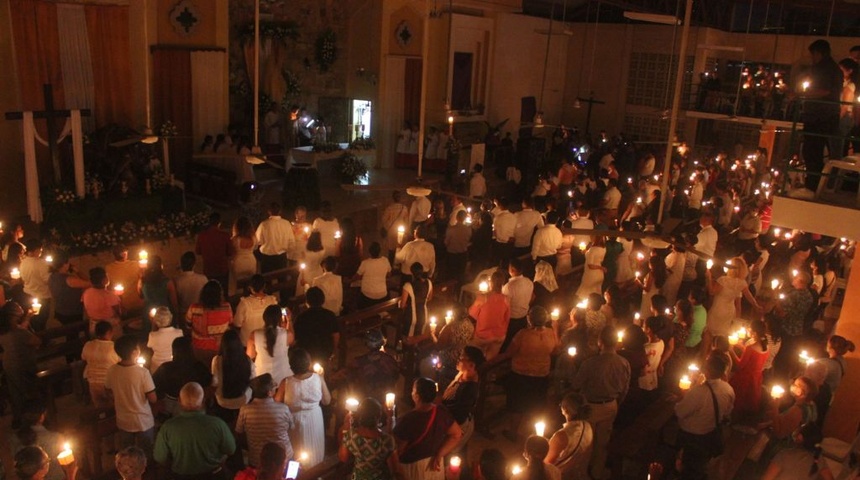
[468,270,510,360]
[82,267,123,337]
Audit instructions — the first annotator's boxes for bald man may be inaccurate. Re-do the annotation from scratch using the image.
[154,382,235,479]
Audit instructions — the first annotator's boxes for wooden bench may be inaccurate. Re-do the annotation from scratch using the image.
[77,407,118,478]
[336,298,401,368]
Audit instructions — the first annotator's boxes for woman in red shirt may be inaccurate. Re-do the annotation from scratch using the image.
[186,280,232,365]
[468,270,510,360]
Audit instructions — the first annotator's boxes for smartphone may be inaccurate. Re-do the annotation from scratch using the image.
[285,460,300,479]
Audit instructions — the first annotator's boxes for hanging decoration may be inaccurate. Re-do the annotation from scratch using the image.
[315,28,338,72]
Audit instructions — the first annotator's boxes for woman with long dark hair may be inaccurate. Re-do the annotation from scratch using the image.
[637,254,667,315]
[138,255,178,329]
[247,305,293,385]
[186,280,232,364]
[277,347,331,468]
[298,231,326,296]
[211,329,254,420]
[399,262,433,342]
[336,217,364,278]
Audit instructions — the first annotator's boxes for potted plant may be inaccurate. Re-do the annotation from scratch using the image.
[337,153,368,184]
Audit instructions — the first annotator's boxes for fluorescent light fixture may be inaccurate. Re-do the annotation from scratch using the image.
[623,11,680,25]
[245,145,266,165]
[696,44,745,52]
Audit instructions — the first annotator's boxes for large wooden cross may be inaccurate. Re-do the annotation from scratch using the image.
[5,84,91,184]
[575,92,605,137]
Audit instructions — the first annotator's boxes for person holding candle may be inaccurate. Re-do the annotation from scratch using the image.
[636,255,666,319]
[759,376,818,443]
[236,374,295,467]
[277,348,331,468]
[0,301,41,429]
[19,239,52,331]
[312,201,341,258]
[394,377,462,478]
[105,245,144,315]
[195,212,235,293]
[172,252,209,320]
[48,252,91,333]
[432,307,475,388]
[233,274,279,345]
[822,335,855,394]
[256,203,297,274]
[441,346,485,454]
[247,305,294,386]
[772,271,813,375]
[339,398,405,480]
[138,255,178,331]
[234,442,289,480]
[152,336,213,417]
[293,287,341,370]
[13,445,79,480]
[211,329,255,421]
[575,236,607,300]
[228,216,258,295]
[444,210,472,284]
[674,354,735,480]
[10,402,65,480]
[145,307,183,373]
[105,335,158,455]
[82,267,123,337]
[799,39,843,191]
[468,270,510,360]
[728,320,769,420]
[545,392,594,479]
[399,262,433,341]
[153,382,236,479]
[329,329,399,402]
[639,317,665,398]
[703,256,760,355]
[81,321,122,408]
[532,260,560,312]
[531,212,563,270]
[381,191,411,263]
[511,436,561,480]
[186,280,232,364]
[335,218,364,279]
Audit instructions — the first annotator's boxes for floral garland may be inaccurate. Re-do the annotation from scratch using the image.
[349,137,375,150]
[53,188,78,204]
[48,210,212,254]
[159,120,179,138]
[315,29,337,72]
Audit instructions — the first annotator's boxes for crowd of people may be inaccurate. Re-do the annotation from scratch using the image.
[1,111,859,480]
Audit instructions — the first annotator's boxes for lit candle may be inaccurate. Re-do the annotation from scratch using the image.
[774,228,781,236]
[449,456,462,472]
[445,310,453,323]
[706,259,714,270]
[688,363,699,372]
[44,255,53,263]
[512,465,523,475]
[728,334,739,345]
[281,307,288,317]
[784,232,792,240]
[579,242,587,252]
[313,363,323,375]
[679,375,692,390]
[447,115,454,125]
[303,226,310,234]
[792,269,799,277]
[636,252,645,261]
[139,250,148,261]
[737,327,748,339]
[345,397,360,412]
[635,271,641,279]
[534,421,546,437]
[136,356,146,367]
[429,316,437,330]
[567,346,577,357]
[634,312,641,323]
[397,225,405,244]
[478,281,489,293]
[771,385,785,399]
[431,356,440,369]
[551,308,560,321]
[149,308,157,318]
[32,299,42,315]
[617,330,625,343]
[664,308,672,316]
[335,230,342,239]
[636,197,643,204]
[779,293,785,300]
[10,267,20,280]
[298,451,309,463]
[300,262,306,270]
[113,284,125,295]
[802,79,810,92]
[385,392,396,409]
[57,442,75,466]
[771,279,779,290]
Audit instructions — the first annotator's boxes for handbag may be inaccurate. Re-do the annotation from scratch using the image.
[705,382,725,456]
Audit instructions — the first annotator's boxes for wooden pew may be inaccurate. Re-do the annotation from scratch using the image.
[335,298,401,368]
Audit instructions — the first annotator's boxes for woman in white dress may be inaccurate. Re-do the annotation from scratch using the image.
[399,262,433,340]
[298,231,327,296]
[247,305,294,386]
[230,216,257,294]
[662,245,686,305]
[576,236,606,300]
[276,347,331,468]
[638,255,667,315]
[705,256,760,339]
[614,231,635,285]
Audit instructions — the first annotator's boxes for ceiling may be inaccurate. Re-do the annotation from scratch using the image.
[519,0,860,37]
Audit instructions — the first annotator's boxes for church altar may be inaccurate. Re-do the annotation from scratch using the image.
[288,143,376,181]
[191,153,257,184]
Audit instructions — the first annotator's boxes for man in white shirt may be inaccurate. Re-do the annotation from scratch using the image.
[513,197,544,256]
[469,164,487,198]
[311,201,340,257]
[602,178,622,213]
[173,252,209,318]
[445,210,472,283]
[501,258,533,352]
[570,206,595,247]
[693,213,719,283]
[688,174,704,215]
[233,275,279,344]
[408,194,432,230]
[356,242,392,308]
[311,256,343,315]
[532,212,563,269]
[449,196,467,227]
[255,203,296,273]
[492,200,516,264]
[381,191,410,262]
[19,239,51,330]
[395,225,436,281]
[674,354,734,478]
[736,206,762,252]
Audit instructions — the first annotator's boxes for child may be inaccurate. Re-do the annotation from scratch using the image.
[81,321,121,408]
[639,316,665,395]
[82,267,122,337]
[105,334,157,455]
[146,307,184,372]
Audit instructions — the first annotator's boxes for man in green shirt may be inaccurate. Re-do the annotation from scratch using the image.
[686,287,708,349]
[154,382,235,479]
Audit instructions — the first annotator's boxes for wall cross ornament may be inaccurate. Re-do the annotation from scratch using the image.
[170,0,200,36]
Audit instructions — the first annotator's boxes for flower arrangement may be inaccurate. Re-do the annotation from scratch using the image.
[313,141,343,153]
[150,173,172,190]
[349,137,375,150]
[240,21,299,42]
[337,153,368,184]
[315,29,337,72]
[158,121,179,138]
[49,210,212,254]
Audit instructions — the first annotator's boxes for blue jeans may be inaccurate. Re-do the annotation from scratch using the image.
[117,427,155,458]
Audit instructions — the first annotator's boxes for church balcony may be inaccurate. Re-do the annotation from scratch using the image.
[772,165,860,241]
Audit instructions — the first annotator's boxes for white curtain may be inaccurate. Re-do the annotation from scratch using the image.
[56,4,95,130]
[382,57,406,169]
[191,51,228,145]
[22,113,44,223]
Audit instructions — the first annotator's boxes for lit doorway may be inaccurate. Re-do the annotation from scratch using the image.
[351,100,372,140]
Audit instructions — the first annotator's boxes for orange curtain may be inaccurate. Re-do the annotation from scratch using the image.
[85,5,133,127]
[152,48,193,177]
[404,58,423,125]
[10,0,64,111]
